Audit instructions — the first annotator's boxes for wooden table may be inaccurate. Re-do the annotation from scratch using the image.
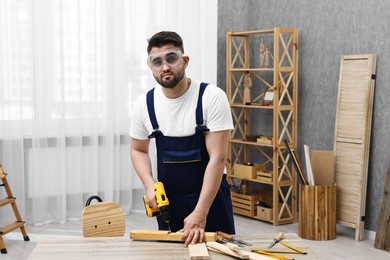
[28,233,321,259]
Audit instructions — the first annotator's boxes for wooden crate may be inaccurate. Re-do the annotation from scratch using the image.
[231,192,259,217]
[257,136,273,145]
[257,206,272,221]
[256,170,273,182]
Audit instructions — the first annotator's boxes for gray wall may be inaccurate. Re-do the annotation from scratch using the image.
[218,0,390,232]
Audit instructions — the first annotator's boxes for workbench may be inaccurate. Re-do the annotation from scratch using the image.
[28,233,320,259]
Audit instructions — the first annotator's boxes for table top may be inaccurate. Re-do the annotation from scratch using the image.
[28,233,321,259]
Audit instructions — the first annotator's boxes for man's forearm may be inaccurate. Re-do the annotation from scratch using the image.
[131,149,155,189]
[130,137,155,190]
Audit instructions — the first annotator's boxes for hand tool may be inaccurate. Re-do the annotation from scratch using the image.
[251,250,293,260]
[267,232,284,248]
[143,182,171,232]
[252,240,307,258]
[217,231,252,246]
[280,242,307,254]
[217,235,244,247]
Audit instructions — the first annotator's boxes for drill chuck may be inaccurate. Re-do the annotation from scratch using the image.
[159,205,171,224]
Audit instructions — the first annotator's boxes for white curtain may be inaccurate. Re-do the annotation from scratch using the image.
[0,0,217,225]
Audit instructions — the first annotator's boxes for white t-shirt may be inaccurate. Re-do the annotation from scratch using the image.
[130,80,233,140]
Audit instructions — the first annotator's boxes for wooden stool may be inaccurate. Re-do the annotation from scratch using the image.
[0,164,29,254]
[82,195,125,237]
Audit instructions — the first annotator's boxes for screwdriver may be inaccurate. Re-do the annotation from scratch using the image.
[267,232,284,248]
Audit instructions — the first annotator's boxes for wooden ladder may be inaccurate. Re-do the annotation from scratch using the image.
[0,164,29,254]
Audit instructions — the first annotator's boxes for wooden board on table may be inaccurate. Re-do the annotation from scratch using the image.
[188,243,210,259]
[207,242,272,260]
[333,54,376,241]
[130,229,217,242]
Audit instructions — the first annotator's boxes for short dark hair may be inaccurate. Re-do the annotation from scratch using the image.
[147,31,184,54]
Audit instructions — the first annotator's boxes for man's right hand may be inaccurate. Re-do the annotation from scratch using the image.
[145,184,158,209]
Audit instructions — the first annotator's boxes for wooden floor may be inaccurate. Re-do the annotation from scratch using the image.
[2,212,389,259]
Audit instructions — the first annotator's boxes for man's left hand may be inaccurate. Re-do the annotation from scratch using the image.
[181,210,207,247]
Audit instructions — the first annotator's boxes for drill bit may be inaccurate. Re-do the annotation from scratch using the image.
[167,222,172,234]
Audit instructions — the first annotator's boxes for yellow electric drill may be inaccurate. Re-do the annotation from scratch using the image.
[143,182,172,232]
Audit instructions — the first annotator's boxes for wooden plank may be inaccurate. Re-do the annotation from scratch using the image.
[374,159,390,251]
[333,54,376,241]
[226,242,250,259]
[130,230,217,242]
[188,243,210,260]
[207,242,273,259]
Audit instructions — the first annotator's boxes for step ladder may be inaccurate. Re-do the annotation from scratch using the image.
[0,164,29,254]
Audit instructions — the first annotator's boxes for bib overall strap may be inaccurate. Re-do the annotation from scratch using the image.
[196,82,210,133]
[146,88,162,138]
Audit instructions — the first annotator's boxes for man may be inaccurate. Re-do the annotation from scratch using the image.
[130,31,235,246]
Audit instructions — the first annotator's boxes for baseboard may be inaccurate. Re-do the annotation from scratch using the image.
[336,224,376,241]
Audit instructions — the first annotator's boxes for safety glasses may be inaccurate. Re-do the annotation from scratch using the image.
[147,49,184,69]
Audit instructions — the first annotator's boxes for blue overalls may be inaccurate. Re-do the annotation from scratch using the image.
[146,82,235,234]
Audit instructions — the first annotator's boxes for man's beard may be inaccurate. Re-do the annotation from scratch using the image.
[155,70,185,89]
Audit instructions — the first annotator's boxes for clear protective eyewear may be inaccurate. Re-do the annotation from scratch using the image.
[147,49,184,69]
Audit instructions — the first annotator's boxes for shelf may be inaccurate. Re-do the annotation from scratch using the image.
[230,138,274,147]
[228,174,294,186]
[230,103,274,109]
[228,67,294,72]
[226,28,298,226]
[230,103,295,111]
[228,68,275,72]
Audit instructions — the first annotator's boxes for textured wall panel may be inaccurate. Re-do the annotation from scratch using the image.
[218,0,390,231]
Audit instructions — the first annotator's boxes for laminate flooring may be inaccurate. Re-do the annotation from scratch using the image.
[2,212,389,259]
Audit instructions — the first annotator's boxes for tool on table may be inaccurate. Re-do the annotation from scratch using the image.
[252,250,293,260]
[267,232,284,248]
[217,235,244,247]
[252,240,307,259]
[217,231,252,246]
[279,242,307,254]
[143,182,171,232]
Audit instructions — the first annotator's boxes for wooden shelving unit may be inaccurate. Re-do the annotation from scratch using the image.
[226,28,298,225]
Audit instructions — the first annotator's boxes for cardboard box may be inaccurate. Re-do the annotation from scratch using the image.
[311,150,334,185]
[233,163,265,179]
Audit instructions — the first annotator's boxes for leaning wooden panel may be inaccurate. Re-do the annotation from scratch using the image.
[375,159,390,251]
[333,54,376,241]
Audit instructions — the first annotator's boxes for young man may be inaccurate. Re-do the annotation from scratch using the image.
[130,31,235,246]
